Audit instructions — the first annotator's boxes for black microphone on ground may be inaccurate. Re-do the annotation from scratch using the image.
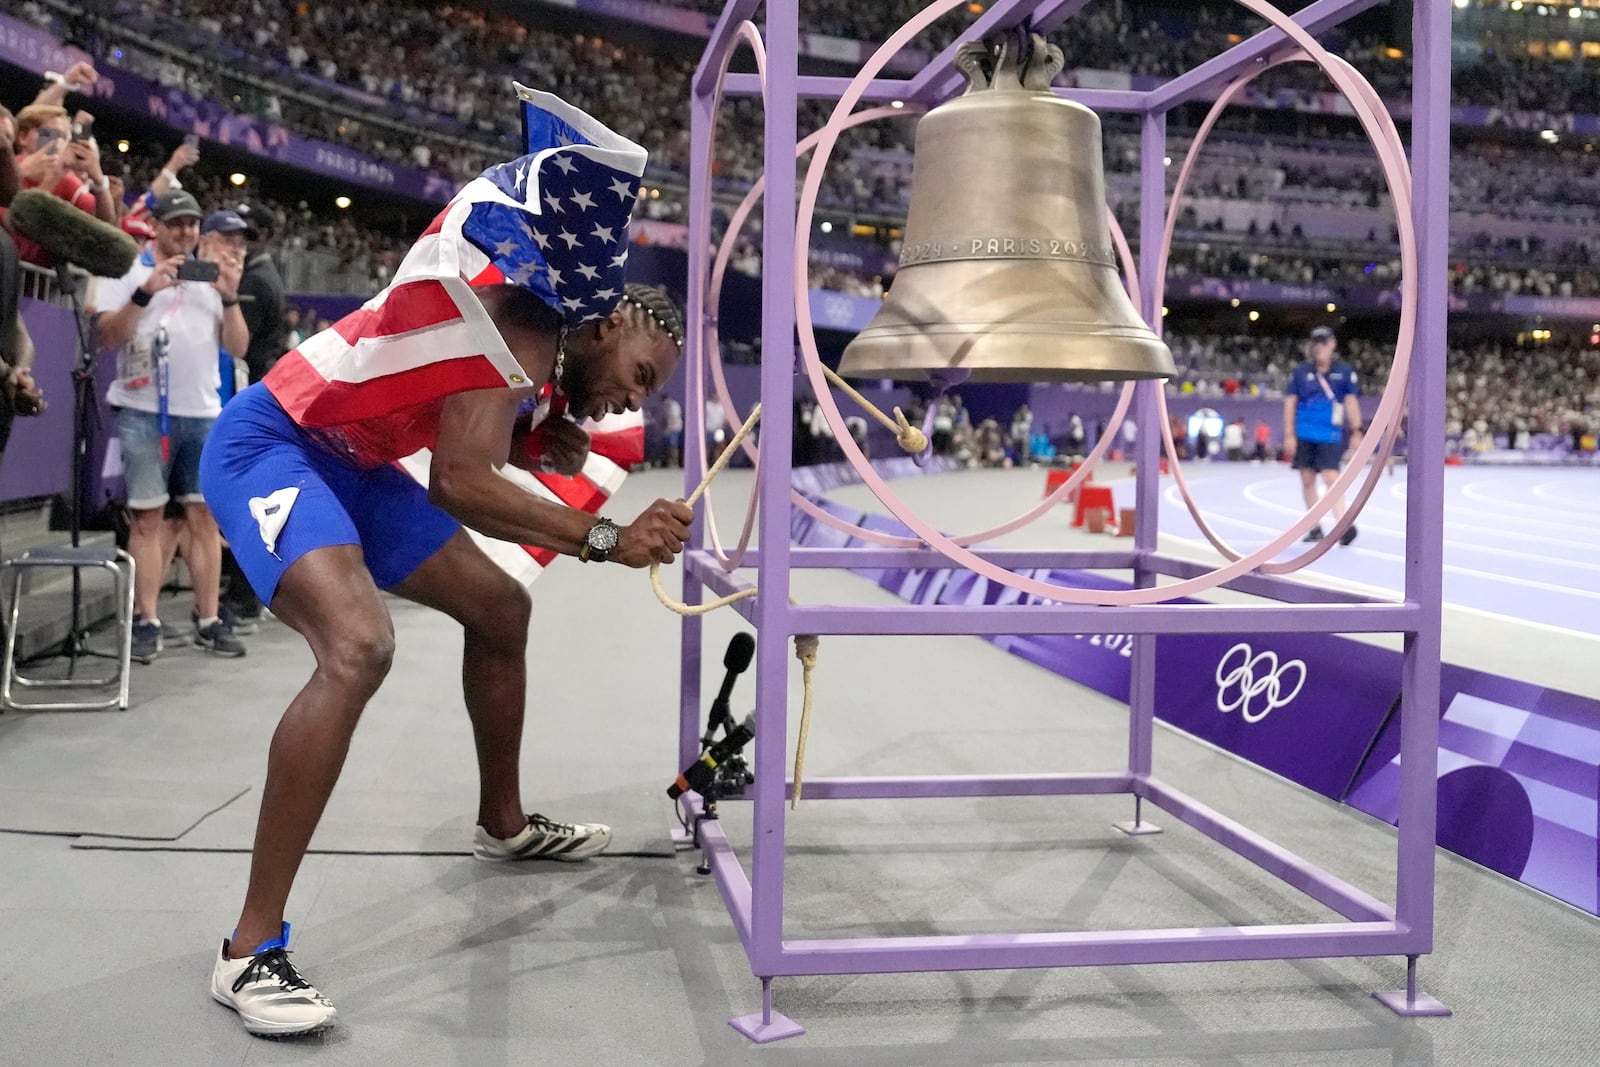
[8,188,139,280]
[706,632,755,736]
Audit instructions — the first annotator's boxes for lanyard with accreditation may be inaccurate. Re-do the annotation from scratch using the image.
[1315,371,1344,427]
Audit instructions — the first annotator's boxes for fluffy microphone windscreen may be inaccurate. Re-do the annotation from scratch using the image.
[8,189,139,279]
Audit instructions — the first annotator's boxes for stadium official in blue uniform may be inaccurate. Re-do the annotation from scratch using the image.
[1283,325,1364,545]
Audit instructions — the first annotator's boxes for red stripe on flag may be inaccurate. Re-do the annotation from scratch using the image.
[418,207,451,238]
[534,471,609,513]
[270,352,508,427]
[586,427,645,468]
[331,280,465,346]
[522,545,558,567]
[469,263,506,286]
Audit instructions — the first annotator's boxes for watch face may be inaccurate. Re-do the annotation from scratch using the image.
[590,521,620,553]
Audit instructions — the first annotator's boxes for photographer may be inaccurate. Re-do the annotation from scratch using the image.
[9,104,117,267]
[95,190,248,662]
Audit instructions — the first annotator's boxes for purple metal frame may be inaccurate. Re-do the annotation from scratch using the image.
[681,0,1451,1043]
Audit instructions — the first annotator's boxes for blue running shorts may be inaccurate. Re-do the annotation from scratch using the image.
[200,382,461,607]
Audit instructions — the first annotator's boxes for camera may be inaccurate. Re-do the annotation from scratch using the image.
[176,260,220,283]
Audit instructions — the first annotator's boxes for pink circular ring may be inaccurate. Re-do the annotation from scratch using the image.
[1153,49,1408,573]
[791,0,1418,605]
[691,20,770,570]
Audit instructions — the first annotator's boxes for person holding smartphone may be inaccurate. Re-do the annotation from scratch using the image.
[94,189,249,661]
[5,104,117,248]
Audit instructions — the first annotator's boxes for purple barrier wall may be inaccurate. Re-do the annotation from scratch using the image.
[1,300,80,504]
[791,475,1600,917]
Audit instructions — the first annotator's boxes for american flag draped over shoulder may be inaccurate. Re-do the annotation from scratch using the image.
[267,84,650,586]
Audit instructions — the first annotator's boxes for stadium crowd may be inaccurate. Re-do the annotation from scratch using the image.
[8,0,1600,454]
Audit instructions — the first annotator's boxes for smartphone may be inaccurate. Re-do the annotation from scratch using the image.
[36,125,63,148]
[71,118,93,142]
[176,259,220,283]
[182,133,200,150]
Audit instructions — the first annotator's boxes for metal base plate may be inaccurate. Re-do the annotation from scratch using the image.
[669,824,695,848]
[730,1011,805,1043]
[1113,820,1163,836]
[1373,990,1451,1017]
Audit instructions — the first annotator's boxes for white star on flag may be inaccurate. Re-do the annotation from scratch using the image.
[608,177,634,201]
[557,229,582,249]
[570,191,597,211]
[546,266,564,286]
[552,155,578,174]
[575,263,599,281]
[610,251,628,267]
[589,224,615,243]
[593,286,617,300]
[531,231,550,250]
[516,162,529,189]
[543,193,563,214]
[493,237,519,257]
[561,295,584,312]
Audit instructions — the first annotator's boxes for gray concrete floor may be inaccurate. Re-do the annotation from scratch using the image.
[0,467,1595,1066]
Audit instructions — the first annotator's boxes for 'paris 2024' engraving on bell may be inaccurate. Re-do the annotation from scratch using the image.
[898,236,1118,267]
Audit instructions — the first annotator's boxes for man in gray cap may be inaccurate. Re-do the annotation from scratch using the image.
[1282,325,1363,545]
[95,188,249,660]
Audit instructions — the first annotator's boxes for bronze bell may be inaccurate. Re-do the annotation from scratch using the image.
[839,34,1175,383]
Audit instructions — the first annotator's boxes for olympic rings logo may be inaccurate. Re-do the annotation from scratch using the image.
[1215,643,1306,724]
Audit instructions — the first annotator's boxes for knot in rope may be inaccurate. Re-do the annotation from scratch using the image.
[792,632,819,669]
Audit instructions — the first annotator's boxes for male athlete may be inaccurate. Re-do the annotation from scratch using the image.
[200,86,691,1036]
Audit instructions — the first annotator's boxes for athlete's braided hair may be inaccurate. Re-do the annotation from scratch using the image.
[619,283,684,350]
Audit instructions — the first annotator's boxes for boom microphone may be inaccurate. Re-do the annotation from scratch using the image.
[8,188,139,279]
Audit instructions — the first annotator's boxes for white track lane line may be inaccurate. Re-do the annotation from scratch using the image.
[1531,481,1600,512]
[1386,480,1600,536]
[1156,528,1600,645]
[1458,479,1600,530]
[1162,482,1600,600]
[1237,480,1600,573]
[1386,481,1600,548]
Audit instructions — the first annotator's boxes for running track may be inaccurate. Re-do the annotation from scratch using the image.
[1133,464,1600,637]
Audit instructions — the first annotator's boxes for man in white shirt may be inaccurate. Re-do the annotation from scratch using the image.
[96,189,249,661]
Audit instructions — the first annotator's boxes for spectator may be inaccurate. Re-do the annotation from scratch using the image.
[231,199,288,383]
[662,394,683,467]
[1253,419,1272,462]
[8,104,116,263]
[94,190,249,662]
[1223,417,1246,461]
[283,306,307,349]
